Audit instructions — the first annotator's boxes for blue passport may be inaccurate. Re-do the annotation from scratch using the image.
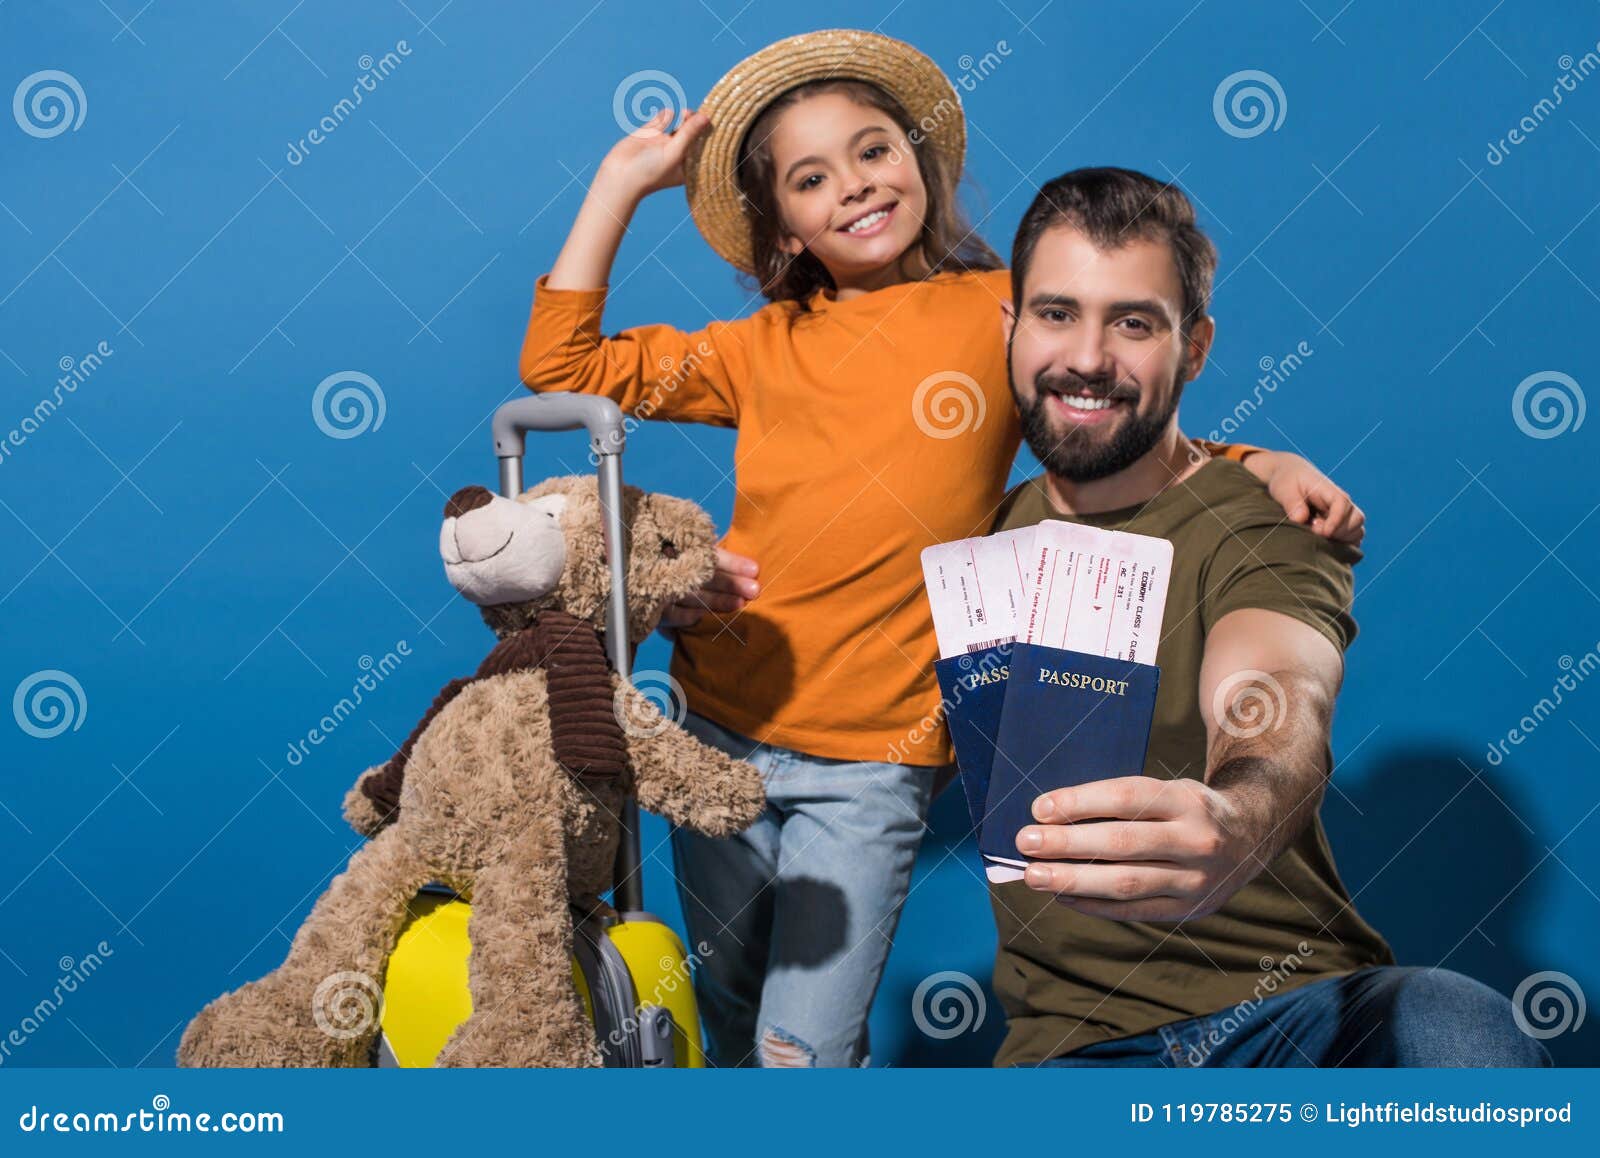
[932,643,1014,834]
[979,642,1160,872]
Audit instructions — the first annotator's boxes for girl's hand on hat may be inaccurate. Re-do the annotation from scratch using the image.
[657,548,759,632]
[597,107,714,201]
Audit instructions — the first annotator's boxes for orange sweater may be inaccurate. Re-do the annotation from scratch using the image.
[520,268,1251,766]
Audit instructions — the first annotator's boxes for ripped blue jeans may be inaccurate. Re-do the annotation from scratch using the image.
[669,710,936,1067]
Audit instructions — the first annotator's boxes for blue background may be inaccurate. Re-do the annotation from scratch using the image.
[1,0,1596,1069]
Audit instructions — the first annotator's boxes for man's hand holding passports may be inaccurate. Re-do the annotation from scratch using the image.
[922,521,1174,883]
[1016,775,1249,920]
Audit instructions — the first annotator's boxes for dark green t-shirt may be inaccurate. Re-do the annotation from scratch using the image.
[988,458,1394,1067]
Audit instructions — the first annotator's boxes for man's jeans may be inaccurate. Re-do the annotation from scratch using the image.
[670,710,935,1067]
[1039,966,1552,1067]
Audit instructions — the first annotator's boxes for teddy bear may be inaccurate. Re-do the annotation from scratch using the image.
[177,476,765,1068]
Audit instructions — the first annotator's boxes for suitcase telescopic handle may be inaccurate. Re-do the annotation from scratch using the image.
[491,394,629,679]
[491,393,644,913]
[491,392,626,465]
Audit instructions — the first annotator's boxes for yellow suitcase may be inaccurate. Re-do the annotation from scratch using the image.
[373,395,705,1069]
[375,886,705,1068]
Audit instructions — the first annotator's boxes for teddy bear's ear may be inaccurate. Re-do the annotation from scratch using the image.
[621,491,719,642]
[638,492,718,568]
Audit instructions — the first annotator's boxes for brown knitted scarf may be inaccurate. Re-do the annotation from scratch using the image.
[358,609,627,825]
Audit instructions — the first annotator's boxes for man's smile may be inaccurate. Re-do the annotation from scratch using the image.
[1036,379,1139,427]
[1044,392,1128,425]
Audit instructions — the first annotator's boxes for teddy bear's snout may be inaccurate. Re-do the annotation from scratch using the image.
[440,487,568,605]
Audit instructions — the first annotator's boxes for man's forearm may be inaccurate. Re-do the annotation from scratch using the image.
[1203,670,1336,883]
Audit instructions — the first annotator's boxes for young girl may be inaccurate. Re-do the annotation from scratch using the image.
[520,30,1364,1067]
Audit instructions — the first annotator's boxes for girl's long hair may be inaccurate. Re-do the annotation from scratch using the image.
[733,78,1001,308]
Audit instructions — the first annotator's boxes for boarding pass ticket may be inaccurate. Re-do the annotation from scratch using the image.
[1017,521,1173,665]
[922,521,1173,664]
[920,528,1038,658]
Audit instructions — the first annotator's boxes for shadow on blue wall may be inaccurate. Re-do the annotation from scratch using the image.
[1326,745,1595,1066]
[878,745,1596,1067]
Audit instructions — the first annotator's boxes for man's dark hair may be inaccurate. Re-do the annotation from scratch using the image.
[1010,167,1217,334]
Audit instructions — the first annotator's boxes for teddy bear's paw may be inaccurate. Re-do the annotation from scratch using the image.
[178,972,378,1068]
[725,759,767,829]
[683,758,766,837]
[342,768,396,837]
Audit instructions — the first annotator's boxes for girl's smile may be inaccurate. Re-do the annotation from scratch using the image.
[838,202,898,237]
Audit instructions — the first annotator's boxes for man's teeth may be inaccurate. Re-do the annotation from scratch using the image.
[1057,395,1116,411]
[845,209,889,233]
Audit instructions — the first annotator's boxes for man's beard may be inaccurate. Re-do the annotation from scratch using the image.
[1009,348,1185,483]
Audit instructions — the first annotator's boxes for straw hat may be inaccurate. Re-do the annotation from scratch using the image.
[682,29,967,274]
